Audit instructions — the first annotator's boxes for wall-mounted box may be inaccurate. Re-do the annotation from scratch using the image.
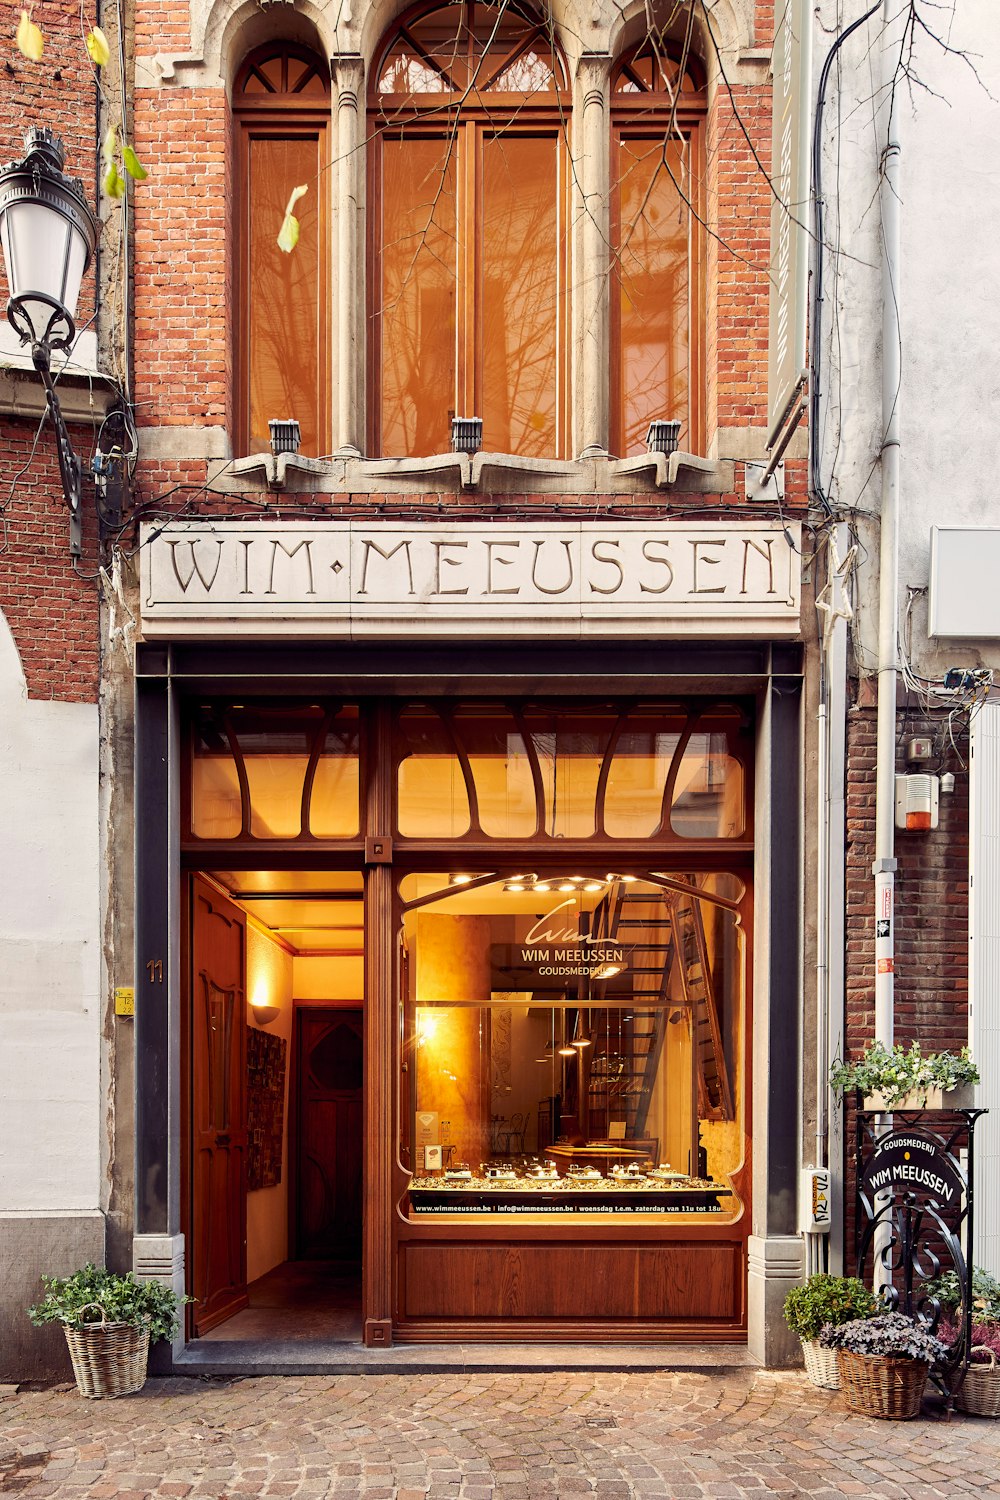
[929,527,1000,639]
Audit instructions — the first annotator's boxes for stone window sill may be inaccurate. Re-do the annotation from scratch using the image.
[219,448,735,496]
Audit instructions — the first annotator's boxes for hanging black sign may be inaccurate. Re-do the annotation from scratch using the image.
[859,1127,965,1207]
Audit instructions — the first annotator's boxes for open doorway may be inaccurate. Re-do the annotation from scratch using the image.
[186,870,364,1343]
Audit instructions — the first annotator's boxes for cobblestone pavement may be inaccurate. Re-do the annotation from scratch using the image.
[2,1370,1000,1499]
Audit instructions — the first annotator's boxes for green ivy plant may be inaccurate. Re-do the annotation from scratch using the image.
[820,1312,948,1364]
[828,1041,979,1107]
[27,1264,186,1342]
[783,1274,880,1343]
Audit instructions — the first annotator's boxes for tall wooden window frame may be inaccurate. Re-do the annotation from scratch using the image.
[367,0,571,461]
[233,43,332,459]
[610,41,706,458]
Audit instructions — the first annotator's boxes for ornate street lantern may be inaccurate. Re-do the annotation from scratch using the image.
[0,128,99,555]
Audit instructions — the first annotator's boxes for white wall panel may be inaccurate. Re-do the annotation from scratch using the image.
[0,610,101,1211]
[971,701,1000,1276]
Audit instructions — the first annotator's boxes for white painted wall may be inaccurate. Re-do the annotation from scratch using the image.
[814,0,1000,679]
[0,608,102,1210]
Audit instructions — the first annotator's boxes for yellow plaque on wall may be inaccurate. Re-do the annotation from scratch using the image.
[115,987,135,1017]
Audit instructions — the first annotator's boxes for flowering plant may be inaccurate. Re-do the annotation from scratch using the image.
[820,1312,948,1363]
[828,1041,979,1107]
[924,1266,1000,1324]
[939,1317,1000,1363]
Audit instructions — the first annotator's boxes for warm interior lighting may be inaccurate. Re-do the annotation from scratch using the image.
[571,1037,592,1048]
[558,1045,577,1057]
[416,1010,439,1045]
[449,873,473,885]
[592,963,624,980]
[250,985,280,1025]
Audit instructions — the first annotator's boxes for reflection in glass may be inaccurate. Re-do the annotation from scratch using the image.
[379,138,457,458]
[617,135,690,456]
[399,872,745,1219]
[482,134,560,456]
[246,134,326,457]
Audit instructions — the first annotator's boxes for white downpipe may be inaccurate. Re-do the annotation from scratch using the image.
[872,0,901,1292]
[874,0,901,1053]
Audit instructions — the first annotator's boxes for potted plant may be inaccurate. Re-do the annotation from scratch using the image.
[928,1267,1000,1417]
[829,1041,979,1110]
[783,1274,879,1389]
[820,1312,948,1419]
[28,1263,186,1399]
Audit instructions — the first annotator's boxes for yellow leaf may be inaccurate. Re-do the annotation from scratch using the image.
[122,145,147,181]
[101,124,117,172]
[277,212,300,254]
[86,26,110,67]
[16,10,43,61]
[104,162,125,199]
[277,184,308,253]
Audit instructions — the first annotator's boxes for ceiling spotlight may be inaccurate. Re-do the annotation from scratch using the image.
[557,881,576,893]
[505,880,527,893]
[583,881,604,893]
[450,873,473,886]
[557,1045,576,1057]
[534,881,551,893]
[571,1037,592,1048]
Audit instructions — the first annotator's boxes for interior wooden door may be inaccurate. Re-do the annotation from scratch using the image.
[296,1009,364,1261]
[190,876,249,1334]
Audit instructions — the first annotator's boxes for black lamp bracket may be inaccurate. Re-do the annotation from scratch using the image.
[9,291,85,557]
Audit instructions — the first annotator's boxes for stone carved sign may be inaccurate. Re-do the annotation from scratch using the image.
[140,521,801,638]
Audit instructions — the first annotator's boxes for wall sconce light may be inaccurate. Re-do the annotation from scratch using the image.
[0,129,99,557]
[250,1002,280,1025]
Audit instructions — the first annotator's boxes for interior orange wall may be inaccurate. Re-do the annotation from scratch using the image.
[246,924,293,1284]
[415,914,492,1168]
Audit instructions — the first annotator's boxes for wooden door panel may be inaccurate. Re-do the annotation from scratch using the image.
[297,1011,363,1260]
[191,877,249,1334]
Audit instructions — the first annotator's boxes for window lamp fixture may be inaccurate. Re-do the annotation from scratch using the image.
[0,129,99,557]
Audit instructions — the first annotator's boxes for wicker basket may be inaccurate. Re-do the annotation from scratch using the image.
[956,1348,1000,1418]
[63,1303,150,1399]
[802,1339,841,1390]
[836,1348,929,1420]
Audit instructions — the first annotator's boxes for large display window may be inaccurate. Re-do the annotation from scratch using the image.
[398,869,747,1221]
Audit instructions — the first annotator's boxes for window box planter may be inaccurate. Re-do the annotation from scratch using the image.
[863,1083,976,1112]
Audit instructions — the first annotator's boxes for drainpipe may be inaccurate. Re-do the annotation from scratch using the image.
[873,0,901,1053]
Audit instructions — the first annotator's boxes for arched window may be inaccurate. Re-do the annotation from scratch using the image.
[369,1,568,460]
[234,43,331,458]
[611,39,706,457]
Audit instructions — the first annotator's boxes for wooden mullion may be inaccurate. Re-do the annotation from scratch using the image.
[477,24,545,92]
[397,25,461,91]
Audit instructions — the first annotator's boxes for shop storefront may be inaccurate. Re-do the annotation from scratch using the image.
[133,520,804,1352]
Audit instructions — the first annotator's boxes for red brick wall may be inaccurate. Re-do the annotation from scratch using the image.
[0,420,101,700]
[841,704,970,1261]
[0,14,101,701]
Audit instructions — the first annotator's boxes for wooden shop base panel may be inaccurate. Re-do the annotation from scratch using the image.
[395,1241,746,1336]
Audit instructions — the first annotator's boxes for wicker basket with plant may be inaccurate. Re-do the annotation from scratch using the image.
[28,1263,186,1399]
[820,1312,947,1420]
[783,1274,879,1389]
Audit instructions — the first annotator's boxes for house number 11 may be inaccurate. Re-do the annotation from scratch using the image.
[146,959,164,983]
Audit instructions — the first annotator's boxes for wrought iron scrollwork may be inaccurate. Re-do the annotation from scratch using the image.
[855,1104,987,1405]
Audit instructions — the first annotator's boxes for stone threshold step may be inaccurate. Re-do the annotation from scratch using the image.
[172,1340,758,1377]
